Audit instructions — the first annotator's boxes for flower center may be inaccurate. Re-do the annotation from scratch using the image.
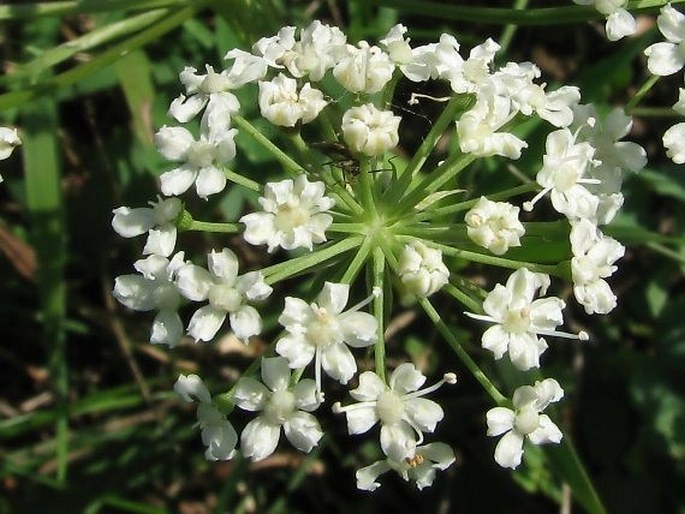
[306,308,340,347]
[376,390,405,426]
[263,389,296,425]
[275,203,310,232]
[503,307,531,333]
[208,284,243,312]
[201,68,231,94]
[513,404,540,435]
[186,141,215,168]
[153,282,181,310]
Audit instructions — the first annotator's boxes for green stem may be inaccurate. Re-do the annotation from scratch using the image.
[261,236,363,284]
[223,167,261,192]
[498,0,530,54]
[328,222,367,234]
[419,298,507,405]
[232,116,306,175]
[412,183,538,222]
[386,95,473,204]
[357,155,377,215]
[626,74,661,113]
[340,236,373,284]
[407,237,563,276]
[360,0,681,25]
[185,221,240,233]
[372,246,387,382]
[444,283,483,314]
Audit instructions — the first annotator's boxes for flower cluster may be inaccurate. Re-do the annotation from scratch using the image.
[110,17,649,490]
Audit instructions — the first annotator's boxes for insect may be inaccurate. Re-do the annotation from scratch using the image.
[310,141,360,177]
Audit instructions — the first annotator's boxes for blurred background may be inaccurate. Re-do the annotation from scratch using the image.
[1,1,684,512]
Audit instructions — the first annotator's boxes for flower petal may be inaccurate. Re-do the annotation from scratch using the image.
[494,430,524,469]
[486,407,515,436]
[151,309,184,346]
[229,305,262,342]
[380,423,417,462]
[276,334,315,369]
[260,356,291,392]
[405,397,444,433]
[389,363,426,394]
[356,460,391,491]
[339,312,378,348]
[321,342,357,384]
[240,416,281,461]
[233,377,270,411]
[283,411,323,452]
[187,305,226,342]
[174,373,211,403]
[350,371,386,401]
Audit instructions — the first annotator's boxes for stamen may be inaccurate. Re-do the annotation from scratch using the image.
[405,372,457,400]
[332,400,376,414]
[315,347,322,394]
[347,287,382,313]
[523,186,551,212]
[535,328,590,341]
[464,311,499,324]
[408,93,451,105]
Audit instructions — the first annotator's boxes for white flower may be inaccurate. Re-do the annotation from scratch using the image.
[276,282,379,393]
[333,364,456,462]
[176,248,272,342]
[175,374,237,461]
[644,4,685,76]
[400,33,462,83]
[155,125,237,199]
[0,126,21,160]
[465,197,525,255]
[663,122,685,163]
[240,175,335,253]
[663,89,685,164]
[168,65,241,132]
[465,268,588,370]
[570,219,624,314]
[523,128,600,220]
[333,41,395,94]
[486,378,564,469]
[111,197,182,257]
[341,104,401,157]
[253,26,297,68]
[571,104,645,223]
[114,252,186,346]
[457,85,527,159]
[380,24,413,65]
[573,0,636,41]
[233,357,323,461]
[258,74,327,127]
[282,21,347,81]
[446,38,500,94]
[397,241,449,303]
[223,48,269,87]
[356,442,455,491]
[493,62,580,127]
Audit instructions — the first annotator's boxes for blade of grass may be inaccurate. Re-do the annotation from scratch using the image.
[0,9,169,88]
[0,4,205,111]
[0,0,185,20]
[114,50,156,145]
[21,96,68,484]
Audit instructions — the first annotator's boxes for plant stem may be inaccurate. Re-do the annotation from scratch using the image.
[419,298,507,405]
[185,221,241,233]
[223,167,261,192]
[626,74,661,113]
[0,0,185,19]
[340,236,373,284]
[372,246,387,382]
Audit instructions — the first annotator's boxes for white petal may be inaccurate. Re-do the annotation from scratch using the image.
[113,275,156,311]
[293,379,320,412]
[276,335,315,368]
[233,377,270,411]
[533,378,564,410]
[605,9,636,41]
[278,296,312,328]
[236,271,272,302]
[339,312,378,348]
[528,414,563,445]
[345,406,378,435]
[645,42,685,76]
[389,363,426,394]
[168,93,208,123]
[160,166,197,197]
[321,342,357,384]
[356,460,391,491]
[176,264,213,301]
[229,305,262,341]
[486,407,515,436]
[493,430,524,469]
[508,333,547,370]
[150,309,184,346]
[155,125,194,161]
[481,325,510,360]
[240,416,281,461]
[195,166,227,199]
[421,442,456,469]
[260,356,291,392]
[283,411,323,452]
[380,423,417,462]
[187,305,227,342]
[317,282,349,314]
[143,225,177,257]
[174,373,211,403]
[111,206,155,238]
[202,421,238,461]
[208,248,239,283]
[350,371,386,401]
[405,398,444,433]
